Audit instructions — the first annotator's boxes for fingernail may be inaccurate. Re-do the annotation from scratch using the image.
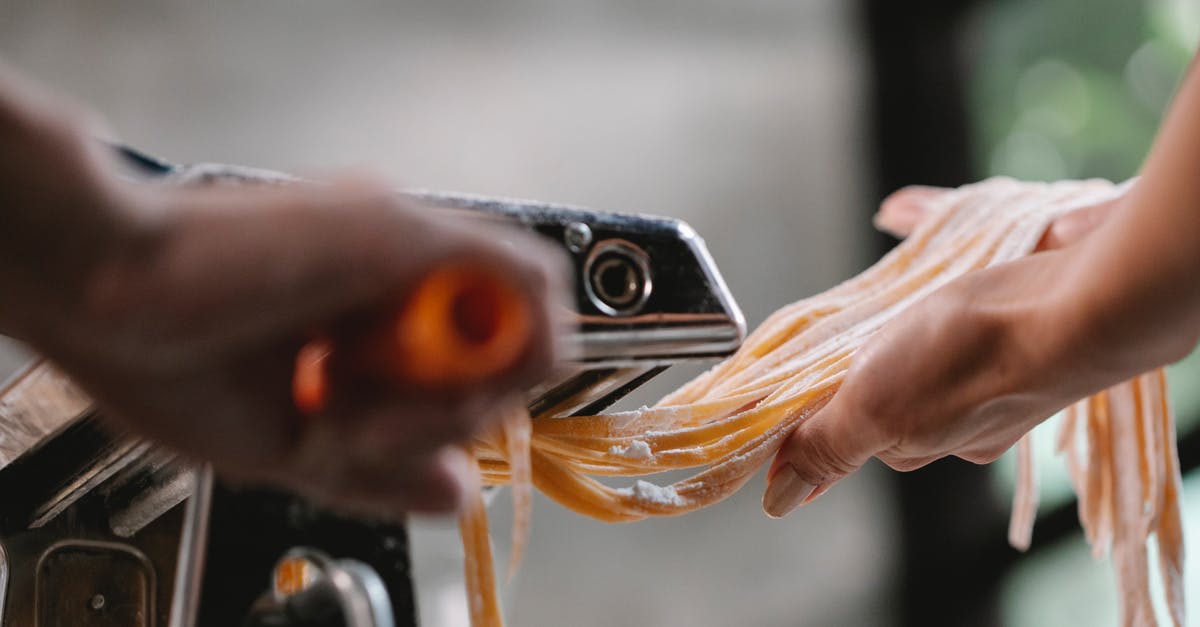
[804,483,831,505]
[762,466,815,519]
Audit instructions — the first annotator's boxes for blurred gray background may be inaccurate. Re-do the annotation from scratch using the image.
[0,2,885,626]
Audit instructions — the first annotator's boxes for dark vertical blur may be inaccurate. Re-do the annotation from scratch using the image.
[860,0,979,250]
[858,2,1011,627]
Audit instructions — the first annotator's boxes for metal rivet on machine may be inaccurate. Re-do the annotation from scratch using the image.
[564,222,593,254]
[89,594,106,611]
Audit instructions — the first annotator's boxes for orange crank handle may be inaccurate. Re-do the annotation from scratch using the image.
[292,262,535,414]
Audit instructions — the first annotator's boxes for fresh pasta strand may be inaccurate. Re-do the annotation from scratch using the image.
[1017,371,1183,627]
[459,460,501,627]
[456,177,1182,627]
[1009,434,1038,552]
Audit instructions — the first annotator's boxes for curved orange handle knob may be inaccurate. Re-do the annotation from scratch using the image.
[292,262,533,414]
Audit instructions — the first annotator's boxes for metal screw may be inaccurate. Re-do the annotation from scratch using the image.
[89,594,106,611]
[564,222,592,254]
[583,240,653,317]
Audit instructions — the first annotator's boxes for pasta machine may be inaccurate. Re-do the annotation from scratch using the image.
[0,147,745,627]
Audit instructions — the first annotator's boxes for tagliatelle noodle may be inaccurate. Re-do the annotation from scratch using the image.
[1045,368,1186,626]
[457,177,1184,627]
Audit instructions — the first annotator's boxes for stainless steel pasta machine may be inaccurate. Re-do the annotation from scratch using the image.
[0,147,745,627]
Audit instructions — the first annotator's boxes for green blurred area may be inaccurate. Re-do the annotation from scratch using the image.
[967,0,1198,624]
[972,0,1196,182]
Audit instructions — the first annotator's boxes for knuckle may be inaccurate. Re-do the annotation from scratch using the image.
[958,448,1005,465]
[517,335,555,383]
[878,453,929,473]
[34,108,96,166]
[401,475,461,513]
[441,409,485,442]
[856,406,900,448]
[839,391,901,453]
[788,428,860,485]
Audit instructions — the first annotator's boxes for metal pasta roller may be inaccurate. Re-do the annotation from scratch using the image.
[0,146,744,627]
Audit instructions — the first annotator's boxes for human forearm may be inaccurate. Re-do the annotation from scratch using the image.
[1066,53,1200,379]
[0,64,140,343]
[763,179,1126,518]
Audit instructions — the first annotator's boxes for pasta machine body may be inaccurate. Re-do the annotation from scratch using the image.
[0,150,745,627]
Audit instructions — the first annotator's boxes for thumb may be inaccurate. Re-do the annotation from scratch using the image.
[1037,197,1117,250]
[762,397,883,518]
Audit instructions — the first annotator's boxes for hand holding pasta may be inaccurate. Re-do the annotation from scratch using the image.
[762,183,1125,515]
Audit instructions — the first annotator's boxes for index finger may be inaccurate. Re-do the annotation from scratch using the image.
[876,184,1117,252]
[874,185,951,239]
